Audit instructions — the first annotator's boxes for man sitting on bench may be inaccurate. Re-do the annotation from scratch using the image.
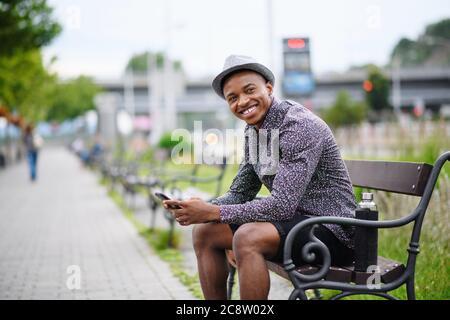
[163,55,356,300]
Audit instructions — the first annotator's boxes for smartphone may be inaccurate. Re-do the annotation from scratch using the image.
[154,192,182,209]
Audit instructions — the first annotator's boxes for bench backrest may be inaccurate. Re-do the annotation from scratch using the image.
[344,160,433,196]
[187,158,228,198]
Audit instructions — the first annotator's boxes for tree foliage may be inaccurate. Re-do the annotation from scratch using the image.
[321,91,367,129]
[365,66,390,114]
[0,0,62,56]
[0,53,99,123]
[425,18,450,40]
[126,51,164,72]
[0,0,62,125]
[0,49,56,122]
[126,51,183,73]
[46,76,101,122]
[390,18,450,67]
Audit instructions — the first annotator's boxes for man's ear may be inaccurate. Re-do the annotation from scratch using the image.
[265,81,274,96]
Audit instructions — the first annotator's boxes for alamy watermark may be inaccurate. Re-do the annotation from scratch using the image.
[366,265,382,290]
[170,121,280,175]
[66,265,81,290]
[365,5,382,30]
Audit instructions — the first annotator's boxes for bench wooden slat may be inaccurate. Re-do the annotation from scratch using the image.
[345,160,433,196]
[266,261,353,283]
[349,256,406,284]
[265,257,404,285]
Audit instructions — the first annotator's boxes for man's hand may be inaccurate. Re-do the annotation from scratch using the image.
[163,197,221,226]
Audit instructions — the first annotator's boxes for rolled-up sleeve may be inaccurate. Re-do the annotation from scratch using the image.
[219,116,326,224]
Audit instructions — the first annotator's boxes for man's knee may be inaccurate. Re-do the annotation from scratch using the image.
[192,223,231,253]
[192,224,210,251]
[232,223,279,260]
[232,224,260,256]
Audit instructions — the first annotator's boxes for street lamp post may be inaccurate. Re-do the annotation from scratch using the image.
[124,68,135,120]
[147,0,186,145]
[148,53,163,146]
[266,0,281,98]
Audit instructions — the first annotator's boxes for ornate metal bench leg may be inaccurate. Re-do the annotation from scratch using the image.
[227,265,236,300]
[148,196,157,231]
[289,288,308,300]
[168,217,175,248]
[406,275,416,300]
[108,178,114,193]
[121,182,126,198]
[131,190,136,210]
[126,190,132,208]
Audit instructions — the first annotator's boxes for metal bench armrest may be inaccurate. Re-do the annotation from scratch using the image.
[282,212,418,284]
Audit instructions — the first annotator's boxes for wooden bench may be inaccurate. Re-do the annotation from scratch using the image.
[121,161,197,209]
[226,151,450,300]
[101,155,228,247]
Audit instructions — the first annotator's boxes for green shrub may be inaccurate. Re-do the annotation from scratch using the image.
[158,131,193,156]
[397,127,450,179]
[158,132,179,150]
[322,91,367,129]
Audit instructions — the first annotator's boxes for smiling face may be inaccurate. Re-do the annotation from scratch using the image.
[222,70,273,128]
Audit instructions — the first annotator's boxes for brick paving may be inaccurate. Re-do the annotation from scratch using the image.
[0,147,195,300]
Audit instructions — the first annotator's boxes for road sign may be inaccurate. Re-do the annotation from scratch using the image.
[282,37,314,97]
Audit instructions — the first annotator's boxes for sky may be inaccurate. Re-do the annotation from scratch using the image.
[43,0,450,81]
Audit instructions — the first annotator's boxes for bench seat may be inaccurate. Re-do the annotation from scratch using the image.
[226,250,405,285]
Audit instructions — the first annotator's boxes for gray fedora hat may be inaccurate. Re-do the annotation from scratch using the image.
[212,55,275,99]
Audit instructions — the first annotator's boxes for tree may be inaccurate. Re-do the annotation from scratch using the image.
[0,0,62,56]
[425,18,450,40]
[322,91,367,129]
[125,51,183,72]
[0,0,61,125]
[390,38,427,66]
[365,66,391,116]
[0,49,56,122]
[126,51,164,72]
[390,18,450,67]
[46,76,101,122]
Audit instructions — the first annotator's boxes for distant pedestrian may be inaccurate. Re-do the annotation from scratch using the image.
[23,124,43,181]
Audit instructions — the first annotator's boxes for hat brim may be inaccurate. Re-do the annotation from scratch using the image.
[212,63,275,99]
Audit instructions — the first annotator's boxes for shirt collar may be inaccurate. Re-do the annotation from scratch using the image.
[247,96,283,131]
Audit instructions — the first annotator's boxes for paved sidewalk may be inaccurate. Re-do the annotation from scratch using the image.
[0,147,195,300]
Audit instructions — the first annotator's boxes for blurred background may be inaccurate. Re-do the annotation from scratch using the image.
[0,0,449,300]
[1,0,449,162]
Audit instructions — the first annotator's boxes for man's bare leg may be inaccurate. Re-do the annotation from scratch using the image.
[232,222,280,300]
[192,223,233,299]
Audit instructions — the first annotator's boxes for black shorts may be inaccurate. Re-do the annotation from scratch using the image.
[229,215,354,267]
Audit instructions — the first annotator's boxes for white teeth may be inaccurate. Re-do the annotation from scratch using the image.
[242,106,256,115]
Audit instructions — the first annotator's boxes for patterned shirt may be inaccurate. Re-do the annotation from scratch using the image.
[211,97,356,249]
